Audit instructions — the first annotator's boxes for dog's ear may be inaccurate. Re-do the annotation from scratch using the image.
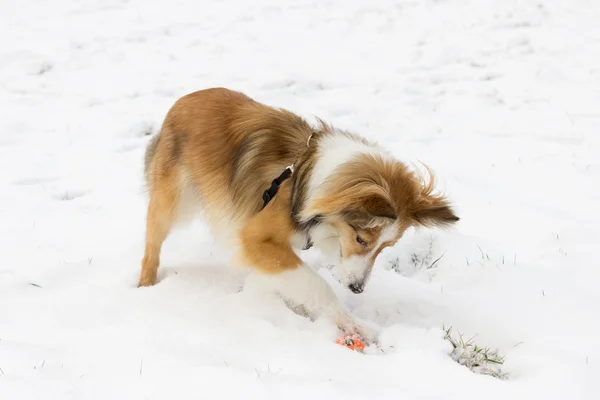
[411,193,459,228]
[341,193,397,228]
[408,162,459,228]
[304,186,396,228]
[362,193,397,220]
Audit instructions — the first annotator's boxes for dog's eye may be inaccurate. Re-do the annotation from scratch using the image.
[356,235,367,247]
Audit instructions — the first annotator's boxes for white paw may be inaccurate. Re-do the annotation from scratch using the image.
[332,309,380,345]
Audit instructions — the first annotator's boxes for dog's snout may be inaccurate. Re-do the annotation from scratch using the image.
[348,283,364,294]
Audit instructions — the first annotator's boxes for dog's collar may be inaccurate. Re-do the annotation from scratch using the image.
[262,165,294,209]
[261,133,315,209]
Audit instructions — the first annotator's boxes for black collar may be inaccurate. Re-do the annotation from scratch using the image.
[262,132,317,210]
[262,166,294,209]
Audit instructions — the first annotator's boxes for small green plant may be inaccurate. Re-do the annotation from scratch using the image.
[443,325,508,379]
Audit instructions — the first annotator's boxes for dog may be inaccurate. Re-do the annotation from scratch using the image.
[139,87,459,343]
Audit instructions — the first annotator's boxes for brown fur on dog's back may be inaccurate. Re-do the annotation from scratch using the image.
[146,88,313,224]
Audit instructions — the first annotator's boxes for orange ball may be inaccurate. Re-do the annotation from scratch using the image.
[335,335,365,352]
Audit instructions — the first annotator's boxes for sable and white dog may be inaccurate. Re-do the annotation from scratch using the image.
[139,87,459,343]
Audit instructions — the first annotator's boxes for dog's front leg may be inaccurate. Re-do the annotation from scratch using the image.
[238,196,378,344]
[257,265,378,343]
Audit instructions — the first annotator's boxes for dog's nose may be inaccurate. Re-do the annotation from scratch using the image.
[348,283,364,294]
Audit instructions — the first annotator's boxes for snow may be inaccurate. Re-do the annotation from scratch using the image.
[1,0,599,398]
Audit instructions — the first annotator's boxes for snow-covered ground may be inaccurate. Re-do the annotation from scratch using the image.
[1,0,599,398]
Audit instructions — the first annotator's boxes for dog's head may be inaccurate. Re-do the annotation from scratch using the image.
[302,154,459,293]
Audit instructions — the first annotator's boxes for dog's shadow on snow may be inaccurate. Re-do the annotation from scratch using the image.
[155,262,249,294]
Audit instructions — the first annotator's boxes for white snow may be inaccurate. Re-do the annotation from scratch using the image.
[1,0,599,398]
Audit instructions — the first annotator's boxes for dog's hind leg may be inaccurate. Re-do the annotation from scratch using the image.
[139,179,179,287]
[138,132,181,287]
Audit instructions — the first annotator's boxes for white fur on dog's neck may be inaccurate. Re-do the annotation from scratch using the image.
[306,132,384,207]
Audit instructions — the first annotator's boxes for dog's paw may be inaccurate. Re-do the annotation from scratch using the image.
[345,319,380,345]
[333,310,380,345]
[138,273,157,287]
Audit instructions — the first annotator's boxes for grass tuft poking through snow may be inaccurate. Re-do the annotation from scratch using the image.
[443,326,508,380]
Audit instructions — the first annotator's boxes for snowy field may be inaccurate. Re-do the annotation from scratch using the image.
[1,0,599,398]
